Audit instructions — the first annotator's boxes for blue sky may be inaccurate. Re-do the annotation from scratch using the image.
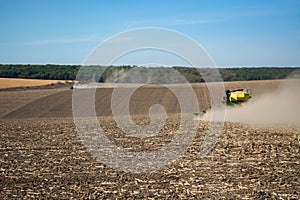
[0,0,300,66]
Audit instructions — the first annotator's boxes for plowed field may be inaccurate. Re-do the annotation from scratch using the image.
[0,79,299,199]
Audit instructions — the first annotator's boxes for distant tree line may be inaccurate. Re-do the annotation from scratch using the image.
[0,64,80,80]
[0,64,299,83]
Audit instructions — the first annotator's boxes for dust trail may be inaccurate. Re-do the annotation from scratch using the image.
[201,79,300,126]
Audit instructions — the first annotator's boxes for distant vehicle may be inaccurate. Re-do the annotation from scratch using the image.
[224,89,252,106]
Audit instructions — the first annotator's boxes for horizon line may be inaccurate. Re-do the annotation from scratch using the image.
[0,63,299,68]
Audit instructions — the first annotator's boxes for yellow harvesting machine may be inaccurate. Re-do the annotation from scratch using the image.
[224,89,252,105]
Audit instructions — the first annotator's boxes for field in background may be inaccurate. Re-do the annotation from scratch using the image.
[0,78,71,89]
[1,79,287,119]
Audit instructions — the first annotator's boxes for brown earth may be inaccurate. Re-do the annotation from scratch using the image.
[0,79,299,199]
[1,79,285,119]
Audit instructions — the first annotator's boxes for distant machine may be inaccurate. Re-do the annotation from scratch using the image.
[193,88,252,120]
[224,89,252,106]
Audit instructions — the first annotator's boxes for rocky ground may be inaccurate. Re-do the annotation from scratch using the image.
[1,116,299,199]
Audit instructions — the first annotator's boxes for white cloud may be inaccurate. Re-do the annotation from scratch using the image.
[23,37,98,46]
[127,18,226,27]
[170,19,226,25]
[106,36,132,44]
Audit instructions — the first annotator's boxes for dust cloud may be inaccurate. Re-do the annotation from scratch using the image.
[201,79,300,126]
